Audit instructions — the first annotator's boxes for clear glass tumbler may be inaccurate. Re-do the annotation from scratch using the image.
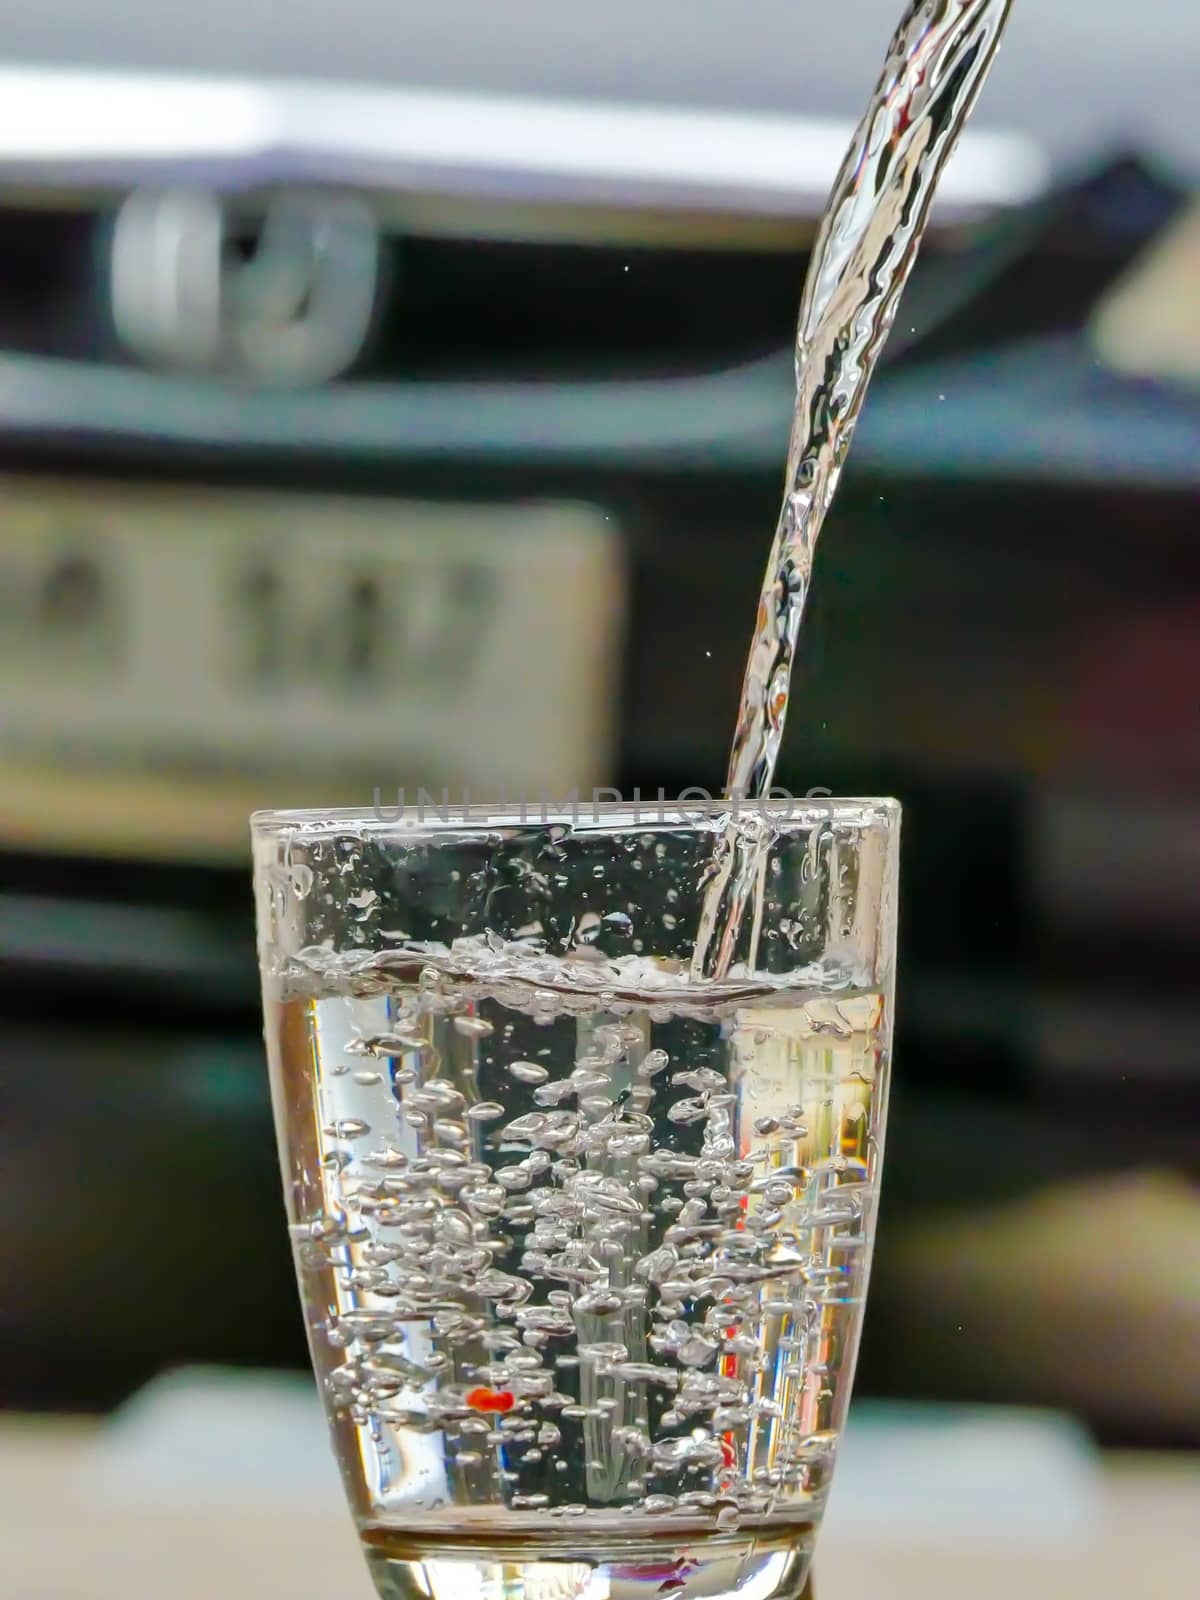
[252,800,900,1600]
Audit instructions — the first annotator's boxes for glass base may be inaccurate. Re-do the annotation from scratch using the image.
[363,1526,816,1600]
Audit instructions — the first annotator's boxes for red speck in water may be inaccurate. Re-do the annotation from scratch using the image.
[466,1386,515,1413]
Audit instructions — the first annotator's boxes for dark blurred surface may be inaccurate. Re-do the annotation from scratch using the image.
[0,19,1197,1449]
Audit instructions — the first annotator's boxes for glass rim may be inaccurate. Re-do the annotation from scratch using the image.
[250,796,901,838]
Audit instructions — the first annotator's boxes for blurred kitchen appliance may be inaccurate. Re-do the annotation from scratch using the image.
[1,63,1196,1430]
[0,67,1048,862]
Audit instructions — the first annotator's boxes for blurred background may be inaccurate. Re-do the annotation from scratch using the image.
[1,3,1197,1594]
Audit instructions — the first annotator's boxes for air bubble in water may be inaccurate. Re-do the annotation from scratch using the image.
[281,874,887,1528]
[509,1061,549,1085]
[454,1015,495,1039]
[467,1102,505,1122]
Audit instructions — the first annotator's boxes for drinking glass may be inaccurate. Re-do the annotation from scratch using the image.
[252,800,900,1600]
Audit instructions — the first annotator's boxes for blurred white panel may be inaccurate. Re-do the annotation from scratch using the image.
[0,479,624,861]
[0,67,1047,216]
[1092,200,1200,384]
[90,1371,1100,1555]
[91,1368,341,1510]
[0,1,1195,173]
[824,1401,1100,1550]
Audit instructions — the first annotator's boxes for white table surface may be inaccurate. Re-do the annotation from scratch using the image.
[4,1400,1196,1600]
